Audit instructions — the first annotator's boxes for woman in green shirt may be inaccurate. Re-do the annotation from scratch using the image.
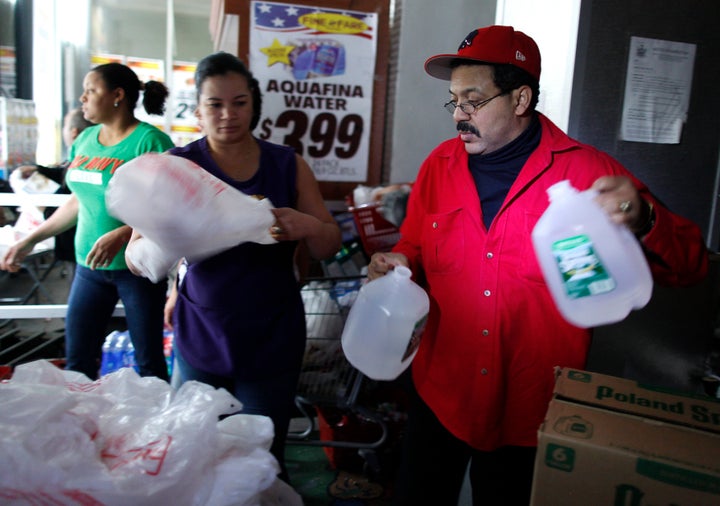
[1,63,174,380]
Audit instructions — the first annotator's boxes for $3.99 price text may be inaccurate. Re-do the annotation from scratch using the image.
[258,110,363,160]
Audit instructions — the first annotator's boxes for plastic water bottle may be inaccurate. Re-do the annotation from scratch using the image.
[163,328,174,377]
[123,338,137,371]
[531,180,653,328]
[341,266,430,380]
[99,331,121,376]
[111,332,130,374]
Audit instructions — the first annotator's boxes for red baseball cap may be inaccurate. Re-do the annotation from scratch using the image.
[424,25,541,81]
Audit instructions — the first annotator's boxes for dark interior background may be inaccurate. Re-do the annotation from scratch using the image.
[568,0,720,394]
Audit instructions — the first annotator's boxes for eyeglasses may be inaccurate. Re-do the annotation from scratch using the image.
[443,92,506,115]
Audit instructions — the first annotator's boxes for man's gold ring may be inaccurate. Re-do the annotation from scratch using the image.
[619,201,632,213]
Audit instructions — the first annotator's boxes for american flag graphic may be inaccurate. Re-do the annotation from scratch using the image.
[253,1,373,37]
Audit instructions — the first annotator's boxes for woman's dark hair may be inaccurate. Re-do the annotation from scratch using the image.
[449,60,540,111]
[195,52,263,130]
[92,62,169,116]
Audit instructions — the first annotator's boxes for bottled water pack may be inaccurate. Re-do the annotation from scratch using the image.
[99,330,137,376]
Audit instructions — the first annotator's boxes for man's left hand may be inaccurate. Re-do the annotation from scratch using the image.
[591,175,650,234]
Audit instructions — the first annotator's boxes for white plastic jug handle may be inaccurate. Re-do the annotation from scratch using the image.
[580,188,600,201]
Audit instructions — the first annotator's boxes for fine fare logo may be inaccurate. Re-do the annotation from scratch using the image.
[594,385,720,427]
[299,13,369,35]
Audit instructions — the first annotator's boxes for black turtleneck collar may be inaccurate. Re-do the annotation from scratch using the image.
[471,113,541,165]
[468,114,542,230]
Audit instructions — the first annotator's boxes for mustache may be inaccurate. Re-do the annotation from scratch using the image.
[457,122,480,137]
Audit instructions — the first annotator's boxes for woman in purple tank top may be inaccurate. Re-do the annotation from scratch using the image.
[128,52,342,483]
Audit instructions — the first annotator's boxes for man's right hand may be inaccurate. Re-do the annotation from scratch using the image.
[367,252,409,280]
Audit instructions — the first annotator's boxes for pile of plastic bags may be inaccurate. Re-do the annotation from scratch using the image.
[0,360,301,505]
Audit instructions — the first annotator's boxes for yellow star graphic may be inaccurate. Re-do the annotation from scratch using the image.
[259,39,295,67]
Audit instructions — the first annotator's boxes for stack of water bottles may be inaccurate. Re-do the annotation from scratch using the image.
[99,328,174,377]
[99,330,136,376]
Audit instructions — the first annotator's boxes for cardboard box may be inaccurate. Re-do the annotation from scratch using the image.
[530,368,720,505]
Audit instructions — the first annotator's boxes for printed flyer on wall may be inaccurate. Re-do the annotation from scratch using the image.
[249,1,378,182]
[620,36,696,144]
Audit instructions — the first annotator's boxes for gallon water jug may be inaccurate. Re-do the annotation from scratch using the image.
[531,180,653,328]
[341,266,430,380]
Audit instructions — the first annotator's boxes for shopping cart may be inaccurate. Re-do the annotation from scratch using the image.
[289,276,389,474]
[348,201,402,256]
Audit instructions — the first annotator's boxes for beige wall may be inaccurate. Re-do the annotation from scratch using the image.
[388,0,496,184]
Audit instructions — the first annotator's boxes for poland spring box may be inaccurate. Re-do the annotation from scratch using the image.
[530,368,720,505]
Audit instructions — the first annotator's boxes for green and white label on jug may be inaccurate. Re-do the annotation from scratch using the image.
[552,234,615,299]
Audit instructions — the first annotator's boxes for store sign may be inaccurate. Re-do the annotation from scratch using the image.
[170,62,202,147]
[249,1,378,182]
[90,54,201,147]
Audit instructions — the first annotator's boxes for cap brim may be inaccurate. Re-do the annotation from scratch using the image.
[425,54,496,80]
[424,54,457,80]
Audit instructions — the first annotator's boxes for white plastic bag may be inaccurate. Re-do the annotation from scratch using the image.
[0,193,55,252]
[105,153,277,283]
[9,168,60,195]
[0,360,302,506]
[5,168,57,251]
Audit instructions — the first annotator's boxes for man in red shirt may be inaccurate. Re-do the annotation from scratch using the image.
[368,25,708,505]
